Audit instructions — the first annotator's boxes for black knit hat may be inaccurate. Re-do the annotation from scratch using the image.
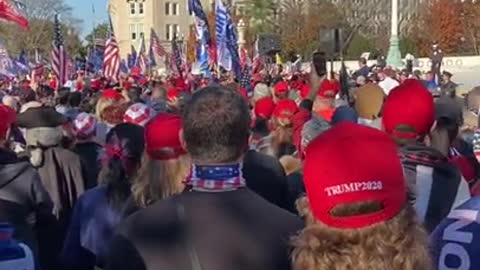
[16,106,67,128]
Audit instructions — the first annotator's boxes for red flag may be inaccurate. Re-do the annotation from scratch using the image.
[0,0,28,30]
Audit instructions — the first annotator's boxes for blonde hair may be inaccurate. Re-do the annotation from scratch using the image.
[132,153,191,208]
[95,97,116,122]
[292,197,432,270]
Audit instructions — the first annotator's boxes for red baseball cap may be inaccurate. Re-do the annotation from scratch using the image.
[102,89,124,100]
[254,97,275,120]
[383,79,434,139]
[167,88,181,100]
[273,81,289,96]
[145,113,186,160]
[0,104,15,140]
[272,99,298,122]
[318,79,339,98]
[303,122,406,229]
[300,84,310,99]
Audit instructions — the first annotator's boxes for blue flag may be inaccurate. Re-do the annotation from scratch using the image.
[148,46,157,68]
[225,13,241,79]
[129,45,138,68]
[189,0,211,44]
[87,47,104,73]
[120,59,129,74]
[431,197,480,270]
[215,0,232,71]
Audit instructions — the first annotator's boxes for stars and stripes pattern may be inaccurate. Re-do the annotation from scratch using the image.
[150,28,166,57]
[103,16,120,82]
[51,14,68,87]
[239,64,251,89]
[136,33,148,73]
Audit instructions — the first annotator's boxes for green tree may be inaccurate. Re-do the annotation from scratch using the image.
[0,0,82,59]
[243,0,276,36]
[345,33,375,59]
[399,36,418,57]
[84,23,110,49]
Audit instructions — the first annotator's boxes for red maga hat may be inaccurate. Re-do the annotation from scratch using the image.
[145,113,186,160]
[272,99,298,122]
[382,79,434,139]
[102,89,124,100]
[273,81,289,96]
[254,97,275,120]
[304,122,407,229]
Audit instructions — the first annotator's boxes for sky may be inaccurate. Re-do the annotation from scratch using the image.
[66,0,109,37]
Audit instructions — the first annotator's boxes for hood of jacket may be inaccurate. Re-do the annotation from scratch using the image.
[0,148,30,187]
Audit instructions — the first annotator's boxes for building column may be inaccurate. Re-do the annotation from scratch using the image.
[386,0,403,68]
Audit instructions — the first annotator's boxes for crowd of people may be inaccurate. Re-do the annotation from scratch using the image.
[0,55,479,270]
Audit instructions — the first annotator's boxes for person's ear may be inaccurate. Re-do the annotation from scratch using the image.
[179,129,187,151]
[430,120,438,134]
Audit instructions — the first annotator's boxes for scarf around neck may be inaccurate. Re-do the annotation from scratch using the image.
[185,163,246,192]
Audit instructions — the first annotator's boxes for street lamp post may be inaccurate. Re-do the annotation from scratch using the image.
[386,0,403,68]
[237,19,246,49]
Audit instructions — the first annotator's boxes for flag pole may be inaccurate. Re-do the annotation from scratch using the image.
[92,1,96,51]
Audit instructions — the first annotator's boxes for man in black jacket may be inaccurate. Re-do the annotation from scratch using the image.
[106,86,303,270]
[0,104,53,266]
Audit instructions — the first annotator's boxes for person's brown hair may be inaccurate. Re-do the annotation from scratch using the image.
[132,153,190,208]
[292,197,432,270]
[183,86,250,163]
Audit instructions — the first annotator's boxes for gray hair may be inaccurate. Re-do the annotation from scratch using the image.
[301,115,331,150]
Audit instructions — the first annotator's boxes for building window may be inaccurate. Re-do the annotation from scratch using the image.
[130,2,136,15]
[165,2,170,15]
[138,24,144,38]
[139,3,144,15]
[166,24,171,40]
[175,25,180,37]
[130,24,137,40]
[172,3,179,15]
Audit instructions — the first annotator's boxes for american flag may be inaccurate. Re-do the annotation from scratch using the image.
[239,64,251,89]
[150,28,166,57]
[51,14,68,87]
[136,33,148,73]
[103,16,120,82]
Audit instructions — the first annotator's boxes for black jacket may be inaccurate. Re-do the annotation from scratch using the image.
[106,189,303,270]
[73,141,102,189]
[243,150,293,212]
[0,148,53,260]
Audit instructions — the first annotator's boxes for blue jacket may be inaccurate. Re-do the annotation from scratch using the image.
[60,186,125,269]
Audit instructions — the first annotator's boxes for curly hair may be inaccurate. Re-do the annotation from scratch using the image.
[132,153,190,208]
[292,197,432,270]
[101,103,131,126]
[95,97,116,122]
